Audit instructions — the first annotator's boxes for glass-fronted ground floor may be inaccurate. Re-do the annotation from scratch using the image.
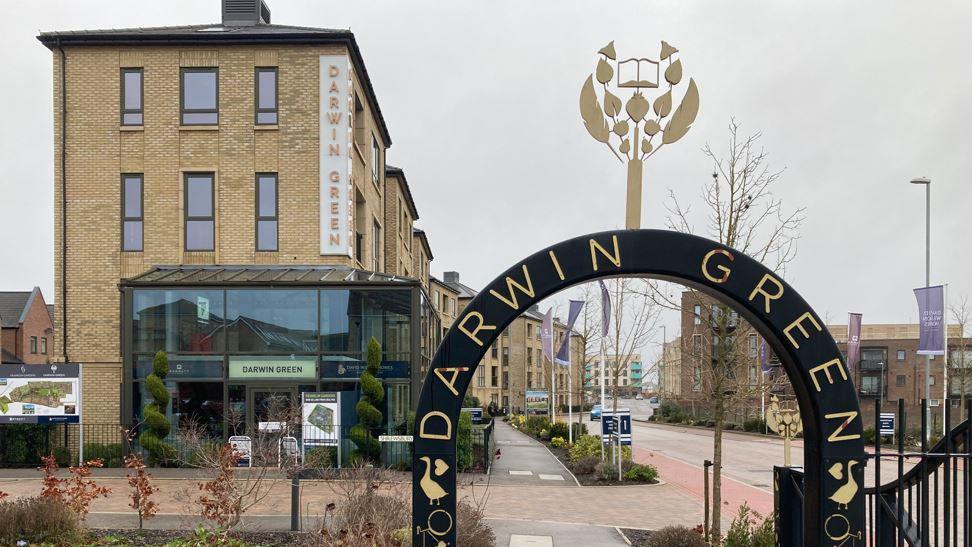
[120,266,439,452]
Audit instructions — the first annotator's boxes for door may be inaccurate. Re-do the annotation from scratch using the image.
[247,386,297,434]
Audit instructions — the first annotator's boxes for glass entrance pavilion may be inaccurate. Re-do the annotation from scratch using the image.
[120,266,439,444]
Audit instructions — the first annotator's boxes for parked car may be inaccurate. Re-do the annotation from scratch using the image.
[591,404,602,420]
[635,393,644,400]
[648,396,659,406]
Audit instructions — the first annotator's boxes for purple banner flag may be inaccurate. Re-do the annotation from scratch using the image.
[847,313,863,370]
[541,308,554,363]
[759,337,771,373]
[598,280,611,338]
[914,285,945,355]
[555,300,584,366]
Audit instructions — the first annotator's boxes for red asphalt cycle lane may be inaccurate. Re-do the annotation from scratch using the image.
[632,445,775,523]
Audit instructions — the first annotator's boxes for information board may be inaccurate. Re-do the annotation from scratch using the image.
[879,412,895,436]
[600,408,631,445]
[0,363,81,424]
[302,392,341,447]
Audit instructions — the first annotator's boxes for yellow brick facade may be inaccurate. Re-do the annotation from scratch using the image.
[50,43,391,425]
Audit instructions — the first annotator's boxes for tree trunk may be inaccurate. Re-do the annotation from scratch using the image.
[712,395,724,542]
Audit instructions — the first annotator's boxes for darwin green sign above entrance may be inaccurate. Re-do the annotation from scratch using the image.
[228,356,316,380]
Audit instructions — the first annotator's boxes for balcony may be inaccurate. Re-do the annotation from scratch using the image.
[858,359,885,371]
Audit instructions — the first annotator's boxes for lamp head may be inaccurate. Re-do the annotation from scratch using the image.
[910,177,931,185]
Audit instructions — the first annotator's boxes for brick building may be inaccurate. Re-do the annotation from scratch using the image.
[438,271,584,414]
[37,0,443,439]
[664,290,969,431]
[0,287,55,365]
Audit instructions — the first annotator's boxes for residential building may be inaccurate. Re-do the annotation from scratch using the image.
[584,354,644,397]
[430,277,460,340]
[0,287,54,365]
[37,0,442,439]
[668,290,969,431]
[439,271,584,413]
[656,338,682,398]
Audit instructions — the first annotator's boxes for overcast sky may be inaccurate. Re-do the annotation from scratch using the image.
[2,1,970,363]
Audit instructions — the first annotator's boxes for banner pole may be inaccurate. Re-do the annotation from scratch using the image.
[78,363,84,466]
[944,282,949,437]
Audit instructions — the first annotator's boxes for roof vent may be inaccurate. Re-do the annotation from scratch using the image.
[443,271,460,284]
[222,0,270,26]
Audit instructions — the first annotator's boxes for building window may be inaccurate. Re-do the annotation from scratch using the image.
[527,350,533,365]
[896,349,906,361]
[255,174,278,251]
[41,337,47,355]
[502,371,509,389]
[373,220,381,272]
[491,342,498,359]
[372,136,382,186]
[536,348,541,365]
[185,173,214,251]
[502,347,509,366]
[693,366,702,391]
[121,68,143,125]
[748,333,758,358]
[896,374,906,387]
[526,324,533,338]
[181,68,218,125]
[693,304,702,325]
[692,334,703,356]
[255,67,278,124]
[29,336,37,354]
[477,366,485,387]
[122,174,144,251]
[491,366,498,387]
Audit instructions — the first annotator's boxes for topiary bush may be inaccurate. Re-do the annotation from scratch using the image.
[350,337,384,463]
[140,350,175,465]
[645,526,709,547]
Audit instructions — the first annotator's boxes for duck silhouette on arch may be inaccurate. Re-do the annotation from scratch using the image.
[828,460,859,511]
[419,456,449,505]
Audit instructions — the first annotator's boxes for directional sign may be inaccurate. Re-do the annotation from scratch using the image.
[601,408,631,445]
[879,413,895,436]
[379,435,414,443]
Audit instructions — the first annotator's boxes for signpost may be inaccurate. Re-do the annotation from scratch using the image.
[601,408,631,445]
[461,407,484,424]
[0,363,81,424]
[302,392,341,466]
[879,412,895,441]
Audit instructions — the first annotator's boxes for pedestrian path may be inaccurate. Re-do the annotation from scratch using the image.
[489,420,576,486]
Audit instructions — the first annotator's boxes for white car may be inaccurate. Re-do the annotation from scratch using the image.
[635,393,644,400]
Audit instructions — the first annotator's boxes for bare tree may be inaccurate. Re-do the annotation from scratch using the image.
[949,294,971,415]
[664,118,804,540]
[602,278,660,414]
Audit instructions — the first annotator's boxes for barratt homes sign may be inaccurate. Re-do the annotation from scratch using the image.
[320,53,353,257]
[412,230,865,546]
[228,356,316,380]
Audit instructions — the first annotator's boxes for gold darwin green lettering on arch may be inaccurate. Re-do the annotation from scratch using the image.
[412,230,864,547]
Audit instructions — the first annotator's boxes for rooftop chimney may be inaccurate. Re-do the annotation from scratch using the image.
[222,0,271,26]
[443,271,460,284]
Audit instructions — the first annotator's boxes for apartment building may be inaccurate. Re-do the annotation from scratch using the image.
[439,271,584,413]
[656,338,681,398]
[667,290,969,430]
[584,354,645,397]
[37,0,442,436]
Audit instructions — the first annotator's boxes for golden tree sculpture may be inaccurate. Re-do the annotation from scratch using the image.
[580,40,700,229]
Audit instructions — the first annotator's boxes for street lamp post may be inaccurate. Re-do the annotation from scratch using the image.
[911,176,932,441]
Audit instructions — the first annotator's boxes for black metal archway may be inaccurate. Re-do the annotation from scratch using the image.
[412,229,864,546]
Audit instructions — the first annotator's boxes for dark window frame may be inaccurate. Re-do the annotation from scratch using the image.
[254,67,278,125]
[180,67,219,126]
[255,173,278,252]
[30,336,37,354]
[121,173,144,252]
[41,337,47,355]
[372,218,381,272]
[184,172,215,251]
[371,135,382,186]
[120,68,144,126]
